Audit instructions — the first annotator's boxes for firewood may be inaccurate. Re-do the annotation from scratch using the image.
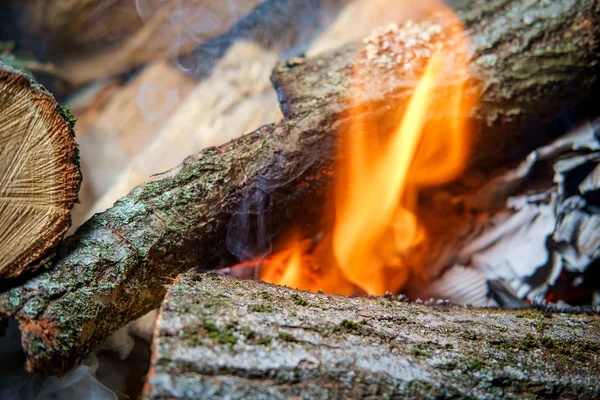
[2,0,262,87]
[81,41,282,222]
[0,0,598,375]
[144,273,600,399]
[77,0,351,222]
[0,59,81,280]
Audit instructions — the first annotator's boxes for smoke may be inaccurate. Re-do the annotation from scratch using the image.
[0,311,158,400]
[0,318,117,400]
[226,185,274,261]
[136,82,180,122]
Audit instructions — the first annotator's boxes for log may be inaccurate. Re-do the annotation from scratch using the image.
[2,0,263,87]
[0,59,81,280]
[0,0,598,375]
[273,0,600,169]
[144,273,600,399]
[76,0,351,223]
[83,41,283,221]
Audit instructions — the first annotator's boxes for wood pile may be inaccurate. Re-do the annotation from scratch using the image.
[0,0,598,398]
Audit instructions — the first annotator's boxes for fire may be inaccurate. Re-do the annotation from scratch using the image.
[259,4,475,295]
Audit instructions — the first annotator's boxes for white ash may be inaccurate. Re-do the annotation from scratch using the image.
[358,20,450,72]
[425,118,600,307]
[425,265,497,307]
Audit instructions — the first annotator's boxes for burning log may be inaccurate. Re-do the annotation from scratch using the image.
[0,0,598,375]
[0,59,81,280]
[144,273,600,399]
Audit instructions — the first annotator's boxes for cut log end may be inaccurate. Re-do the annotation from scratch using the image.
[0,62,81,279]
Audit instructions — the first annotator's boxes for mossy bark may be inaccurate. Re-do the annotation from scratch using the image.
[144,273,600,400]
[273,0,600,170]
[0,0,598,375]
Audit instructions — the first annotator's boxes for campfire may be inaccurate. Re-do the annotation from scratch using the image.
[251,7,475,296]
[0,0,599,398]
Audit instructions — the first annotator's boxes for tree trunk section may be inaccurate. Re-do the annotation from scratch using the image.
[144,273,600,399]
[0,59,81,279]
[0,0,598,375]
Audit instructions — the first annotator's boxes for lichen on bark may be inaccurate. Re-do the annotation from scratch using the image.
[145,273,600,399]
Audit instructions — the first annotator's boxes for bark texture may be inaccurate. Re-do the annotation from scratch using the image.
[0,0,598,375]
[144,273,600,399]
[273,0,600,169]
[0,59,81,280]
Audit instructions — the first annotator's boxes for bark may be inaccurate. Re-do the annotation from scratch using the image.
[0,0,598,375]
[74,0,351,223]
[0,59,81,280]
[144,273,600,399]
[79,42,282,224]
[273,0,600,170]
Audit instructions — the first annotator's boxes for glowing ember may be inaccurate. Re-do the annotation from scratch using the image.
[259,3,476,295]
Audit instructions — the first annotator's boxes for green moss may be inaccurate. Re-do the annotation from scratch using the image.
[260,291,271,300]
[436,361,457,371]
[251,304,273,312]
[379,301,391,308]
[540,336,557,349]
[341,319,360,333]
[242,328,255,340]
[256,336,272,345]
[515,311,537,319]
[202,321,237,345]
[279,332,298,342]
[534,320,548,333]
[584,341,600,352]
[464,359,483,372]
[411,348,428,357]
[491,338,513,351]
[290,293,308,306]
[60,105,77,128]
[519,333,538,351]
[498,326,508,333]
[187,334,202,347]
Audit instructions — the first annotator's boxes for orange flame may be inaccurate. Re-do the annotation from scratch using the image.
[260,3,476,295]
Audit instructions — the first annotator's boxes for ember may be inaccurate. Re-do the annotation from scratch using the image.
[258,3,477,295]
